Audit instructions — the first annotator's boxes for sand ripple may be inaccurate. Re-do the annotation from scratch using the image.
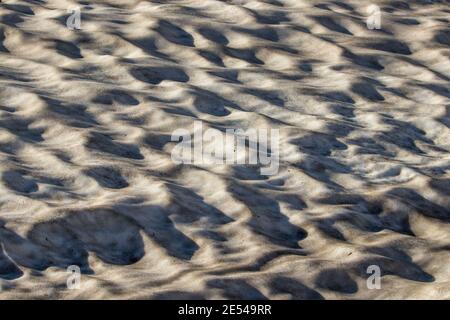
[0,0,449,299]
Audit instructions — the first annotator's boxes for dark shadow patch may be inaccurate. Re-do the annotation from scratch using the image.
[195,230,227,242]
[299,61,313,72]
[260,0,285,6]
[233,26,279,42]
[54,40,83,59]
[270,276,324,299]
[331,1,355,11]
[190,87,241,116]
[27,221,91,272]
[378,117,432,154]
[0,227,51,271]
[315,219,346,241]
[43,96,98,128]
[429,178,450,197]
[3,4,35,15]
[62,209,145,265]
[224,47,264,65]
[161,106,198,117]
[322,91,355,103]
[167,183,234,226]
[92,89,139,106]
[0,116,44,142]
[197,50,224,67]
[228,181,307,248]
[325,121,354,138]
[354,255,435,283]
[330,104,355,118]
[315,269,358,294]
[208,70,241,84]
[242,88,285,107]
[25,209,145,267]
[130,66,189,85]
[379,209,415,236]
[385,188,450,221]
[0,246,23,280]
[2,171,38,193]
[315,193,367,206]
[250,9,290,25]
[342,50,384,71]
[144,133,172,151]
[0,105,15,113]
[207,278,267,299]
[292,134,347,156]
[197,27,228,45]
[351,82,385,101]
[293,156,351,188]
[123,36,174,62]
[155,19,194,47]
[394,18,420,25]
[0,13,24,27]
[0,27,9,52]
[312,16,352,35]
[113,201,200,260]
[387,1,411,11]
[232,165,270,181]
[419,83,450,99]
[84,166,129,189]
[86,132,144,160]
[348,137,390,156]
[435,29,450,46]
[360,39,411,55]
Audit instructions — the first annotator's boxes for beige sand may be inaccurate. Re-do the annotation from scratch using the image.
[0,0,449,299]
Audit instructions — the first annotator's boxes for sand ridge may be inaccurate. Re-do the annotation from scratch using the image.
[0,0,449,299]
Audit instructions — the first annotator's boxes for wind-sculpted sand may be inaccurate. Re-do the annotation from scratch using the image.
[0,0,449,299]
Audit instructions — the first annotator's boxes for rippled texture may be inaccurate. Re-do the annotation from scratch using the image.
[0,0,449,299]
